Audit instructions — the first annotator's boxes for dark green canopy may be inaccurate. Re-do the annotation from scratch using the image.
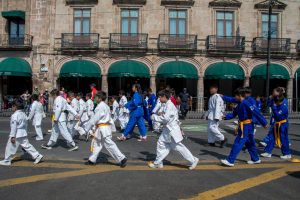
[108,60,150,78]
[157,61,198,79]
[2,10,25,20]
[0,57,32,77]
[205,62,245,80]
[60,60,101,78]
[251,64,290,80]
[295,68,300,79]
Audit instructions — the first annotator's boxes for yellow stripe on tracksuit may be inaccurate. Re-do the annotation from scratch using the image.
[274,119,287,148]
[90,123,109,152]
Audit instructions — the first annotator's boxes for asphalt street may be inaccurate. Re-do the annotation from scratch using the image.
[0,117,299,200]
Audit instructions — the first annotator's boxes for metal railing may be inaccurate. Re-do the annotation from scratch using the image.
[61,33,99,49]
[109,33,148,50]
[158,34,197,51]
[252,37,291,54]
[296,40,300,53]
[0,34,33,49]
[66,0,98,4]
[161,0,195,6]
[206,35,245,52]
[113,0,146,4]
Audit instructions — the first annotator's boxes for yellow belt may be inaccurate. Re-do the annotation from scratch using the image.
[96,123,109,128]
[238,119,252,138]
[274,119,287,148]
[90,123,109,152]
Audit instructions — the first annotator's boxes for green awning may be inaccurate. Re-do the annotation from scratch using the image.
[205,62,245,80]
[157,61,198,79]
[2,10,25,20]
[251,64,290,80]
[295,68,300,78]
[0,57,32,77]
[108,60,150,78]
[60,60,101,78]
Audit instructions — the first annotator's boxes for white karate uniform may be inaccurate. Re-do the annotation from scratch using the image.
[86,99,95,119]
[67,98,79,137]
[118,96,129,130]
[111,100,119,123]
[151,100,196,165]
[151,99,164,132]
[47,96,77,147]
[85,101,125,164]
[77,99,89,135]
[3,110,41,163]
[207,93,225,143]
[28,101,44,140]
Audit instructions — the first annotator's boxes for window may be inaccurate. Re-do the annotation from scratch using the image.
[216,11,234,37]
[262,13,278,38]
[74,9,91,34]
[169,10,187,35]
[121,9,139,34]
[8,18,25,45]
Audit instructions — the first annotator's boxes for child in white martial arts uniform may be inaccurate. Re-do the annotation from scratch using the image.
[83,92,127,167]
[151,98,164,134]
[75,93,89,137]
[41,89,79,151]
[118,90,129,132]
[67,91,79,137]
[28,94,45,141]
[0,101,43,166]
[148,89,199,170]
[110,96,119,123]
[86,93,95,119]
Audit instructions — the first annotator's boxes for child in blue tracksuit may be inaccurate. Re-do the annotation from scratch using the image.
[117,84,147,142]
[147,88,157,131]
[221,88,268,167]
[261,95,291,159]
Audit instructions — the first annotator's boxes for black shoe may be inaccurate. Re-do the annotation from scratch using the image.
[120,158,127,168]
[84,160,96,166]
[220,138,228,148]
[208,143,216,147]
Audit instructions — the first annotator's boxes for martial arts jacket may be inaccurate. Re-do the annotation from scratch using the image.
[10,110,28,138]
[53,96,77,122]
[207,94,224,121]
[28,100,44,126]
[68,98,79,121]
[86,99,95,119]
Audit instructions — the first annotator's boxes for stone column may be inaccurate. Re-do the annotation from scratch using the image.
[150,75,156,94]
[197,76,204,112]
[101,75,108,94]
[243,76,250,87]
[287,78,293,98]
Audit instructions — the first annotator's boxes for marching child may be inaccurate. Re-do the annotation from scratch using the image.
[28,94,45,141]
[110,96,119,123]
[118,90,129,132]
[148,89,199,170]
[75,93,89,138]
[83,92,127,167]
[67,91,80,137]
[0,101,43,166]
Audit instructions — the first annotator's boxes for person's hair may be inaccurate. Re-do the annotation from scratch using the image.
[133,84,142,94]
[86,93,92,99]
[119,90,125,96]
[210,84,218,89]
[274,95,285,103]
[111,95,116,100]
[234,87,246,97]
[147,88,152,93]
[50,89,60,96]
[31,94,38,101]
[274,87,286,96]
[12,100,24,110]
[244,87,252,94]
[158,89,171,99]
[68,91,75,97]
[76,92,83,98]
[96,91,107,101]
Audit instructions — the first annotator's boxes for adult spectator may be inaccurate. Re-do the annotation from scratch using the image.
[43,89,49,113]
[179,88,190,119]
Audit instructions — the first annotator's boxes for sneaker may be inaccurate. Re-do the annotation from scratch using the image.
[220,138,227,148]
[280,155,292,160]
[35,137,43,141]
[137,136,147,142]
[117,135,127,141]
[247,160,261,165]
[148,162,163,169]
[0,160,11,166]
[259,141,267,147]
[189,157,199,170]
[220,159,234,167]
[261,153,272,158]
[84,160,96,166]
[41,144,52,150]
[68,145,79,152]
[208,143,216,147]
[120,158,127,168]
[34,154,44,164]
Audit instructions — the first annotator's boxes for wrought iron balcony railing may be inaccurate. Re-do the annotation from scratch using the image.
[206,35,245,52]
[296,40,300,53]
[66,0,98,5]
[113,0,146,5]
[109,33,148,50]
[158,34,197,51]
[161,0,195,6]
[0,34,33,50]
[61,33,99,50]
[252,37,291,54]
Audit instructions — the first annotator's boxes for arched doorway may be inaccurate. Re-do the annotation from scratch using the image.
[107,60,150,96]
[58,60,101,94]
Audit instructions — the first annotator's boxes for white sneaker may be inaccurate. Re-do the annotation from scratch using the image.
[148,162,163,169]
[34,154,43,164]
[261,153,272,158]
[280,155,292,160]
[0,160,11,166]
[260,141,267,147]
[189,157,199,170]
[41,144,52,150]
[247,160,261,165]
[68,145,79,152]
[35,137,43,141]
[220,159,234,167]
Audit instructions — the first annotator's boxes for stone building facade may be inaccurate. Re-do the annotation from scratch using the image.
[0,0,300,109]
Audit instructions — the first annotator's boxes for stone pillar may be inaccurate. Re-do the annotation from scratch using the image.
[197,76,204,112]
[287,78,293,99]
[243,76,250,87]
[101,75,108,94]
[150,75,156,94]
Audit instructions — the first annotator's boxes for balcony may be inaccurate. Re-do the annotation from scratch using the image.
[206,35,245,54]
[158,34,197,53]
[0,34,33,50]
[109,33,148,52]
[61,33,99,51]
[252,37,291,55]
[297,40,300,53]
[66,0,98,5]
[161,0,195,6]
[113,0,146,5]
